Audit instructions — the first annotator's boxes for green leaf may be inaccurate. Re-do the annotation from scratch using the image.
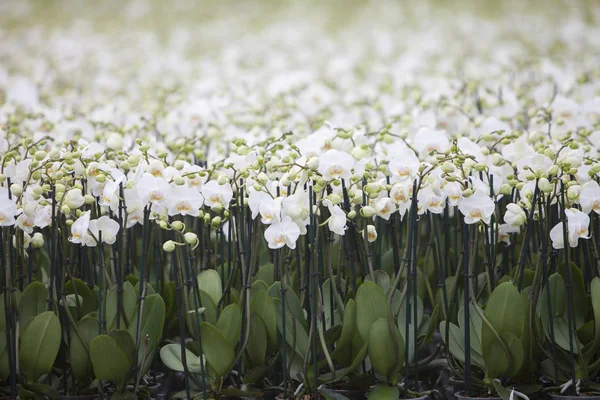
[199,290,217,324]
[584,277,600,361]
[62,293,83,308]
[90,330,135,386]
[70,313,98,382]
[484,282,524,338]
[246,315,268,366]
[368,318,404,381]
[65,278,97,318]
[275,298,309,359]
[200,322,235,378]
[159,343,203,373]
[105,281,137,331]
[366,384,399,400]
[332,299,356,366]
[254,263,275,286]
[355,281,388,342]
[318,340,368,384]
[366,270,391,293]
[250,290,278,347]
[18,281,47,331]
[439,321,485,370]
[127,294,165,376]
[20,311,61,382]
[216,304,242,346]
[458,304,483,357]
[197,270,222,307]
[319,387,351,400]
[558,263,587,329]
[268,281,307,328]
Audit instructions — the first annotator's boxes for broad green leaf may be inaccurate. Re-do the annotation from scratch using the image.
[216,304,242,346]
[251,280,270,297]
[368,317,404,381]
[105,281,137,331]
[90,330,135,386]
[127,294,166,375]
[20,311,61,382]
[246,315,268,366]
[355,281,388,342]
[268,281,307,328]
[367,384,399,400]
[584,277,600,361]
[484,282,524,338]
[0,290,21,331]
[60,294,83,309]
[322,277,344,329]
[458,304,483,357]
[250,290,278,347]
[65,278,97,318]
[557,263,587,329]
[159,343,203,373]
[197,270,222,307]
[199,290,217,324]
[398,295,424,335]
[332,299,356,366]
[439,321,485,370]
[275,298,309,359]
[319,387,351,400]
[200,322,235,378]
[366,270,391,293]
[255,263,275,286]
[18,281,47,331]
[318,340,368,384]
[70,313,98,382]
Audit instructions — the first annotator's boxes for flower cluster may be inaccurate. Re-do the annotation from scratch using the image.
[0,0,599,255]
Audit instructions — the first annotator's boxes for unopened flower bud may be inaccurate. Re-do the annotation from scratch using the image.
[10,184,23,197]
[347,210,356,219]
[462,189,474,197]
[34,151,47,161]
[184,232,198,245]
[367,225,377,242]
[171,221,184,231]
[538,178,553,193]
[548,165,560,177]
[163,240,177,253]
[31,233,44,248]
[211,216,222,228]
[360,206,376,218]
[84,195,95,205]
[499,184,512,195]
[567,185,581,201]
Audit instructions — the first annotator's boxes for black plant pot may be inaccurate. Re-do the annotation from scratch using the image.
[550,394,600,400]
[455,391,500,400]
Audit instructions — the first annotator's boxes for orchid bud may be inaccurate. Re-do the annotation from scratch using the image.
[360,206,376,218]
[441,163,454,173]
[462,188,474,197]
[211,216,222,228]
[171,221,184,231]
[34,150,47,161]
[494,186,509,198]
[84,195,95,205]
[348,210,356,219]
[10,183,23,197]
[163,240,177,253]
[538,178,553,193]
[217,175,228,185]
[548,165,559,177]
[31,233,44,249]
[567,185,581,201]
[184,232,198,245]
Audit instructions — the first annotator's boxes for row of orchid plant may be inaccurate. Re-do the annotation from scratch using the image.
[2,1,600,399]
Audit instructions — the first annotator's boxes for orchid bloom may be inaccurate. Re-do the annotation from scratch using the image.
[264,216,300,249]
[318,149,355,181]
[201,181,234,209]
[458,192,495,224]
[549,208,590,249]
